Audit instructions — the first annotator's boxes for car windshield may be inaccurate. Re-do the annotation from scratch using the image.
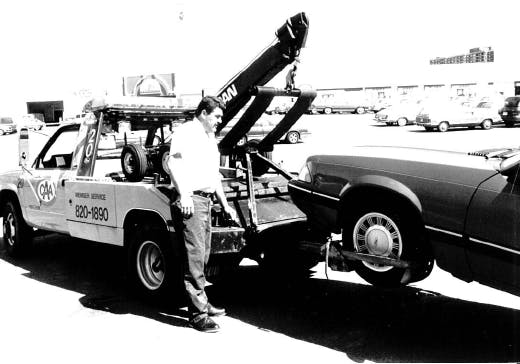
[0,117,13,124]
[476,102,491,108]
[504,97,520,107]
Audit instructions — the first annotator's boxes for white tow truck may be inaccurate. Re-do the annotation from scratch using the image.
[0,13,319,298]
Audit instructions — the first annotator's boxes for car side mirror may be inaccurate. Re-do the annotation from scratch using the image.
[18,127,29,167]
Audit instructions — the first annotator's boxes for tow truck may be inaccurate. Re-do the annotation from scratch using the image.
[0,13,317,297]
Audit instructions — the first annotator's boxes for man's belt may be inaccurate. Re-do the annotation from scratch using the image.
[193,190,215,199]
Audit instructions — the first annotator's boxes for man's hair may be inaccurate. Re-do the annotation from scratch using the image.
[195,96,226,117]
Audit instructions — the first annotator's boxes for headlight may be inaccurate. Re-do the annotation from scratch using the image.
[297,162,312,182]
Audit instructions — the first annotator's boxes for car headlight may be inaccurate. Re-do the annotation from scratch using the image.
[297,162,312,182]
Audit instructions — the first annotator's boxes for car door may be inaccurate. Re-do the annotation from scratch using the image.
[19,125,79,233]
[464,169,520,292]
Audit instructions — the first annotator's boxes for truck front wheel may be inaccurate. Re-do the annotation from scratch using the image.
[2,200,33,257]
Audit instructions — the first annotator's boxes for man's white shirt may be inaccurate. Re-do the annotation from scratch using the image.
[168,119,221,195]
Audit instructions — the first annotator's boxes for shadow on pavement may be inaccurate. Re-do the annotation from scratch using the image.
[1,234,519,362]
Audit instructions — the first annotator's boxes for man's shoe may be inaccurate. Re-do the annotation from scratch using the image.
[208,303,226,317]
[189,316,220,333]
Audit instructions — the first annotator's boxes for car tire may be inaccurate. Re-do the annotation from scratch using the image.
[481,119,492,130]
[343,203,425,287]
[0,130,4,136]
[355,107,366,114]
[324,107,332,115]
[505,121,515,128]
[438,122,449,132]
[127,227,182,300]
[285,131,300,144]
[397,118,407,127]
[424,127,434,132]
[158,145,171,178]
[2,199,33,257]
[385,122,393,126]
[121,144,150,182]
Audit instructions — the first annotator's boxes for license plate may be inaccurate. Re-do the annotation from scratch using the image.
[502,112,508,116]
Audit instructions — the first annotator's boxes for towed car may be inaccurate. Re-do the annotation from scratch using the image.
[288,146,520,295]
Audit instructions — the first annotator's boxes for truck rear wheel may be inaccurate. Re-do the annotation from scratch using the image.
[2,199,33,257]
[121,144,150,182]
[127,228,182,300]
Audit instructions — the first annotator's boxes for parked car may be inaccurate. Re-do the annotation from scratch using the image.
[0,117,17,135]
[309,98,373,115]
[416,100,501,132]
[219,118,309,144]
[499,96,520,127]
[374,99,423,126]
[17,114,45,131]
[288,145,520,296]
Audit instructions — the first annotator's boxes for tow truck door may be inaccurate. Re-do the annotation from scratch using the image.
[19,124,79,233]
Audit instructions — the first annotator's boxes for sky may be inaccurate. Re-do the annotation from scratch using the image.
[0,0,519,113]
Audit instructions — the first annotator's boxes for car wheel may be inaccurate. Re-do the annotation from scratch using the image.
[481,119,492,130]
[121,144,151,182]
[0,129,4,136]
[397,118,407,127]
[237,136,247,147]
[285,131,299,144]
[385,122,393,126]
[424,127,434,132]
[158,145,171,177]
[505,121,515,128]
[343,203,425,287]
[2,199,33,257]
[324,107,332,115]
[127,227,182,299]
[438,121,449,132]
[355,107,366,114]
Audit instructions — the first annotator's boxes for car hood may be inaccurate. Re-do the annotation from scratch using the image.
[310,146,500,187]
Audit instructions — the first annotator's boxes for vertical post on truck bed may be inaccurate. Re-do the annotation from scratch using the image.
[244,152,258,230]
[75,112,103,177]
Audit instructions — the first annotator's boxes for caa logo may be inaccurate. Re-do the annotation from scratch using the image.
[37,180,56,205]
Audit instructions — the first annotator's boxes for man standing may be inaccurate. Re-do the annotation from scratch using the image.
[167,96,237,333]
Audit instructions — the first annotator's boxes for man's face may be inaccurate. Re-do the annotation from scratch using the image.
[202,107,223,132]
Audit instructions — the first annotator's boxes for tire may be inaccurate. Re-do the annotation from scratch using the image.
[424,127,434,132]
[343,203,427,287]
[438,121,449,132]
[158,145,171,177]
[355,107,366,114]
[324,107,332,115]
[505,121,515,128]
[127,228,182,300]
[121,144,150,182]
[385,122,393,126]
[481,119,492,130]
[397,118,407,127]
[285,131,299,144]
[2,199,33,257]
[0,129,4,136]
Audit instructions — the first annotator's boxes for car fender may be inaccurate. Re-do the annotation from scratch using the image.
[338,174,423,225]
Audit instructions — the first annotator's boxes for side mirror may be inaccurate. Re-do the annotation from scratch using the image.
[18,127,29,167]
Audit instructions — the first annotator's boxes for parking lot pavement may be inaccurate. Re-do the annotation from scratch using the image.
[1,116,520,363]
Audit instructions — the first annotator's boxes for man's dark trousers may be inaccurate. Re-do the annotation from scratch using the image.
[172,194,212,321]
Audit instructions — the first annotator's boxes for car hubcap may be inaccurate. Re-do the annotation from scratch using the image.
[123,153,135,173]
[353,212,402,272]
[136,240,165,290]
[3,212,16,247]
[288,133,298,143]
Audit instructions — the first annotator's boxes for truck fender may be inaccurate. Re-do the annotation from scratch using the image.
[337,174,423,226]
[122,209,169,246]
[0,186,27,220]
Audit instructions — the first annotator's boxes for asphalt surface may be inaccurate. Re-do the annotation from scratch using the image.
[1,114,520,363]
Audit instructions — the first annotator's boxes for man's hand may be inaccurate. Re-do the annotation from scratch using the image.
[178,195,194,218]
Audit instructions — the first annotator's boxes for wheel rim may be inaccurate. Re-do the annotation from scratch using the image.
[439,122,448,132]
[352,212,402,272]
[136,240,165,290]
[482,120,491,129]
[325,108,331,114]
[3,212,16,247]
[161,151,170,174]
[287,132,298,144]
[397,118,406,127]
[123,153,135,174]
